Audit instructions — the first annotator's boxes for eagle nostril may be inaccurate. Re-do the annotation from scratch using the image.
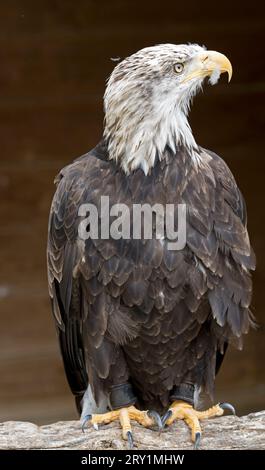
[202,55,209,63]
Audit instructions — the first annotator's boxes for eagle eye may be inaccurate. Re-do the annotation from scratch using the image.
[174,63,184,74]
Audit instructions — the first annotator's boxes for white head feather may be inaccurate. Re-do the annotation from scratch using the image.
[104,44,221,174]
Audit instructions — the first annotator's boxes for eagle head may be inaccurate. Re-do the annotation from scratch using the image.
[104,44,232,175]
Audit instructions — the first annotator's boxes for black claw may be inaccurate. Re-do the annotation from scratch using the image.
[127,431,134,449]
[147,410,163,430]
[81,414,92,433]
[194,432,201,450]
[219,402,236,416]
[161,409,173,428]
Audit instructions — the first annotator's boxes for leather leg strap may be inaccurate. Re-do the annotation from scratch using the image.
[170,383,195,406]
[108,383,137,410]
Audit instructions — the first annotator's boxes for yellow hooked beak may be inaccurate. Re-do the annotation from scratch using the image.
[182,50,233,84]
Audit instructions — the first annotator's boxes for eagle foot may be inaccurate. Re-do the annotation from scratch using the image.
[81,405,162,448]
[161,400,236,449]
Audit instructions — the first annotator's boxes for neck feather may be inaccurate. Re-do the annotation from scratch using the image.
[104,93,201,175]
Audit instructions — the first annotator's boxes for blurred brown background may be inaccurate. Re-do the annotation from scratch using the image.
[0,0,264,424]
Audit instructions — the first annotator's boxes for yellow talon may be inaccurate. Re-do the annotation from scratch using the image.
[163,400,230,447]
[83,405,158,446]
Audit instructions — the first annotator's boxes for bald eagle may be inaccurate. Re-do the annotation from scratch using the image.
[47,44,255,448]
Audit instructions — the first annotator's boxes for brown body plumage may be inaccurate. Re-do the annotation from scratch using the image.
[47,139,255,413]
